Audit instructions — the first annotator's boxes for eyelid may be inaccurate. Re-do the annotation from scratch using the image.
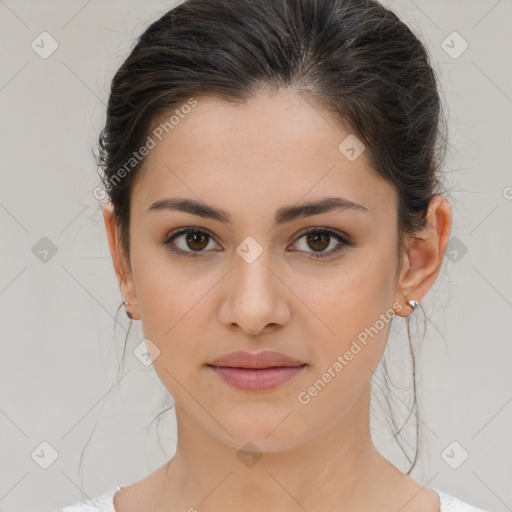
[165,226,217,242]
[295,226,350,241]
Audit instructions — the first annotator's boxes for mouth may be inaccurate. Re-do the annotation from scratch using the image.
[206,350,308,391]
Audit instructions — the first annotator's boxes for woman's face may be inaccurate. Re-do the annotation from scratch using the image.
[110,88,407,451]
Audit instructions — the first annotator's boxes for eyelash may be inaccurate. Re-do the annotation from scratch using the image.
[162,227,352,260]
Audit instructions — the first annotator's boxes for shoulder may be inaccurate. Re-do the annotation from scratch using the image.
[434,488,490,512]
[57,486,120,512]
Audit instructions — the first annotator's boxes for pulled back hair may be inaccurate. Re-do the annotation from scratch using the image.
[90,0,449,477]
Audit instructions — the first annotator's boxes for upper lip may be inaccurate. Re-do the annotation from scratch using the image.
[208,350,306,369]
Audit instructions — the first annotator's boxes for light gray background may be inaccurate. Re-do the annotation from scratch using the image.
[0,1,510,511]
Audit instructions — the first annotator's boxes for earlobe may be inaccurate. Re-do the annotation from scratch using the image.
[102,202,140,320]
[393,196,452,317]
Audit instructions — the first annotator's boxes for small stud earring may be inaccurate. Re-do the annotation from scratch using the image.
[407,299,419,311]
[122,299,134,320]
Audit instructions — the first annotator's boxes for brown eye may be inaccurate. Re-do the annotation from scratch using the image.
[185,231,209,251]
[292,228,352,260]
[164,228,219,258]
[164,227,352,260]
[305,231,330,252]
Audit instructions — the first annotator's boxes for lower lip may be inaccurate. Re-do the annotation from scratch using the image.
[208,364,307,391]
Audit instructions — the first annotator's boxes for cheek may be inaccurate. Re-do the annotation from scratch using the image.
[131,239,212,335]
[295,241,398,378]
[131,256,218,395]
[297,259,395,343]
[293,271,395,428]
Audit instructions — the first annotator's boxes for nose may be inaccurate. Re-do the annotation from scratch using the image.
[218,252,291,336]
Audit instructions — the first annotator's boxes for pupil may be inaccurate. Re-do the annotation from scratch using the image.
[187,232,208,250]
[307,232,329,252]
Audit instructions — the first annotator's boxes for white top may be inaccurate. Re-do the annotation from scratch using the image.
[57,485,490,511]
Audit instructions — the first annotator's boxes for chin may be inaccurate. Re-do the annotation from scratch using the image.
[211,409,306,452]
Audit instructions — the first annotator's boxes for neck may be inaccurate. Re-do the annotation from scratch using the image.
[157,385,408,512]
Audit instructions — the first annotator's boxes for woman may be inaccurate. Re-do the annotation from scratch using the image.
[60,0,489,510]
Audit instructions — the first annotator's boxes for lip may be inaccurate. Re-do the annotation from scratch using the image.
[206,350,307,392]
[209,365,307,391]
[208,350,305,369]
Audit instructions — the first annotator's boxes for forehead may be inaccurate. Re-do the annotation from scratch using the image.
[148,88,357,161]
[131,88,397,223]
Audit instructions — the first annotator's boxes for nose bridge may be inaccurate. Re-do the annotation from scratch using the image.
[220,236,289,333]
[233,239,278,302]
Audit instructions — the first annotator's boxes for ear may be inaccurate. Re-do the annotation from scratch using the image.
[393,195,452,317]
[103,202,140,320]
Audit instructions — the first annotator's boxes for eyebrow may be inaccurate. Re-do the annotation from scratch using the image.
[147,196,368,225]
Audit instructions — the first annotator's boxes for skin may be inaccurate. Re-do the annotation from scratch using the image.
[103,87,451,512]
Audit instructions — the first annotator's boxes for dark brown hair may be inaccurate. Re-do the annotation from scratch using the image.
[89,0,450,477]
